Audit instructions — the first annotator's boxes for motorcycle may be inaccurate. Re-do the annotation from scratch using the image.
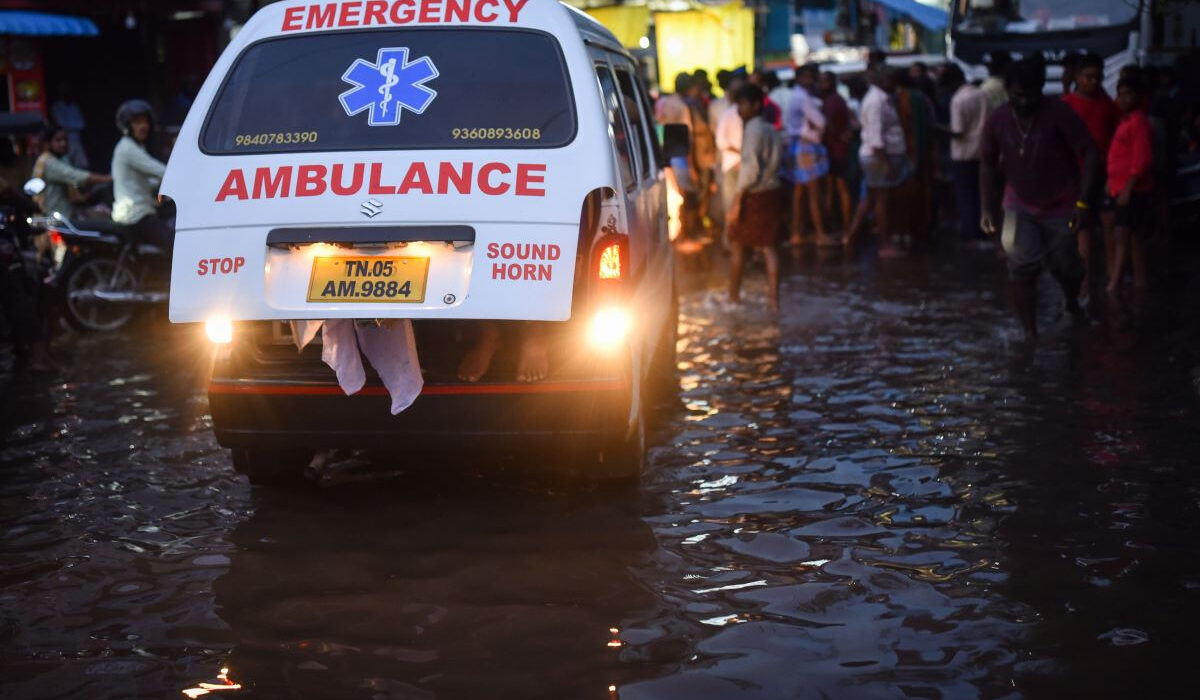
[24,178,169,333]
[0,199,54,346]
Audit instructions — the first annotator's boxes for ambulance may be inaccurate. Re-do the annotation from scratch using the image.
[165,0,677,484]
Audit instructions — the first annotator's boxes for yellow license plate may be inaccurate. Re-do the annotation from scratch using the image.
[306,256,429,303]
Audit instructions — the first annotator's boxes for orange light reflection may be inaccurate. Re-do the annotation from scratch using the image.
[181,666,242,698]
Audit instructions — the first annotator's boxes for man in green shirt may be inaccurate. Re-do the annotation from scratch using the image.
[33,124,111,219]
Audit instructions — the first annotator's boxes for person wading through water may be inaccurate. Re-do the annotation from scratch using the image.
[980,59,1100,342]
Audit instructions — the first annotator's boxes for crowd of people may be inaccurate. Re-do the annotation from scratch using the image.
[659,50,1200,338]
[5,50,1200,373]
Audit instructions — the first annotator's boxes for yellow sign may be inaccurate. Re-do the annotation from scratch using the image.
[654,2,755,95]
[307,256,429,303]
[585,5,650,49]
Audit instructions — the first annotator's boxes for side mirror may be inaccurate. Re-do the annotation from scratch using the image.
[661,124,690,162]
[23,177,45,196]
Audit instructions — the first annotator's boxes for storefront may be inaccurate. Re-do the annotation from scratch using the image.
[0,1,225,167]
[0,10,98,116]
[569,1,755,93]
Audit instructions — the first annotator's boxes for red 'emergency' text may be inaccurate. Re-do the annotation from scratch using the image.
[214,161,547,201]
[281,0,530,31]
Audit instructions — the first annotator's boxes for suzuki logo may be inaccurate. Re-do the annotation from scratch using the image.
[360,198,383,218]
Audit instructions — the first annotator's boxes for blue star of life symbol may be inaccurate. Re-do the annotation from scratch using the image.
[339,47,438,126]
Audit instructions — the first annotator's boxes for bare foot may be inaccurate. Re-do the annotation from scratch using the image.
[457,323,499,382]
[516,326,549,382]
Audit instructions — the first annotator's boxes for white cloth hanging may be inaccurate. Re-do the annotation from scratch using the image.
[289,319,423,415]
[356,320,422,414]
[320,319,366,395]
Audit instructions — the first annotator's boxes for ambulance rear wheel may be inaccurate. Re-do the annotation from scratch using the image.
[231,448,310,485]
[594,401,646,488]
[647,288,679,405]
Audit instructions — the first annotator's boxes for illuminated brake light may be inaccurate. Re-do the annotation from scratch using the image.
[588,308,631,348]
[48,230,64,247]
[598,242,622,280]
[205,318,233,344]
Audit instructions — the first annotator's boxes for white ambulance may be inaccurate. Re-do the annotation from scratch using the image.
[165,0,677,483]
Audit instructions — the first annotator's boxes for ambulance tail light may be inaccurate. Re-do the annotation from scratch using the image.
[597,241,622,280]
[588,307,632,349]
[205,318,234,345]
[588,233,631,350]
[593,233,628,291]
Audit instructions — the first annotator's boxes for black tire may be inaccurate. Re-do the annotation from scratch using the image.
[230,448,312,486]
[61,255,137,333]
[647,287,680,405]
[592,387,646,488]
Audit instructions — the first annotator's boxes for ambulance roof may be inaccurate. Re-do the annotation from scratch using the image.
[235,0,622,50]
[560,3,622,50]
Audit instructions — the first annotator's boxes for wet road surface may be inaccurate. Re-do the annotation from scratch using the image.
[3,245,1200,698]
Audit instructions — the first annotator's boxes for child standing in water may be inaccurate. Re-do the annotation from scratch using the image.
[726,83,785,312]
[1106,73,1155,295]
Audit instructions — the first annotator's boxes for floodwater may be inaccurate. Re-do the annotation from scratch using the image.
[3,246,1200,699]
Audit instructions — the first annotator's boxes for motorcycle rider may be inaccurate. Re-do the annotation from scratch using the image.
[112,100,171,252]
[34,123,112,220]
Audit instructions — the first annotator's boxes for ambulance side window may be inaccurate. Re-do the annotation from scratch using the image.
[631,73,663,171]
[596,66,636,191]
[615,68,652,182]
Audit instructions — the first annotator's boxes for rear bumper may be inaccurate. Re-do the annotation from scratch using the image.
[208,377,631,450]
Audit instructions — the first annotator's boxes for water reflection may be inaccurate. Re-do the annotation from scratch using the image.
[621,265,1034,697]
[213,482,659,698]
[3,248,1200,697]
[181,666,242,698]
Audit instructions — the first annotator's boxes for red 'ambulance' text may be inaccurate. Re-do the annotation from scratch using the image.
[214,162,546,201]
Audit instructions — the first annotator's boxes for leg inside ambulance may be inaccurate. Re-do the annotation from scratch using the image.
[456,321,550,383]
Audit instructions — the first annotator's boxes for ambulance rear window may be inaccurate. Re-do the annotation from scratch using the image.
[201,29,575,154]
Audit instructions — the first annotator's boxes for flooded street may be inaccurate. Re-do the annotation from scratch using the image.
[4,246,1200,699]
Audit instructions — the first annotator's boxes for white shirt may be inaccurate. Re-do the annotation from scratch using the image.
[858,85,906,158]
[736,116,784,193]
[768,85,791,121]
[112,136,167,224]
[949,83,992,161]
[784,85,826,144]
[716,105,743,173]
[708,96,730,132]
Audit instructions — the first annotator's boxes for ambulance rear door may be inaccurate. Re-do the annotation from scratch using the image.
[163,0,617,324]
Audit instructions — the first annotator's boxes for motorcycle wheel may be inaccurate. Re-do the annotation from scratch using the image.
[62,255,138,333]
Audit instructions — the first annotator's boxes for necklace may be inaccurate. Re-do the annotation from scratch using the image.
[1012,106,1035,156]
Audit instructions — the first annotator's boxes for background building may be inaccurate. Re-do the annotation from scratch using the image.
[568,0,948,91]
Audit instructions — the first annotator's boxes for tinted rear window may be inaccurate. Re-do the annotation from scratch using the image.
[202,29,575,154]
